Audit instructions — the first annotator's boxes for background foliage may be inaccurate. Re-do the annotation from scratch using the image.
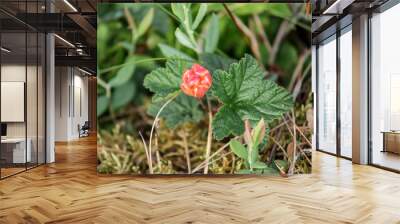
[97,3,312,175]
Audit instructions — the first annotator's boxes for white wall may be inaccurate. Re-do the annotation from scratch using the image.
[55,66,69,141]
[54,67,89,141]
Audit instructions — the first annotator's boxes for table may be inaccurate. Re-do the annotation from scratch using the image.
[1,138,32,163]
[382,131,400,154]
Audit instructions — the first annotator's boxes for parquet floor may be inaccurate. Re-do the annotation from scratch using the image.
[1,135,400,224]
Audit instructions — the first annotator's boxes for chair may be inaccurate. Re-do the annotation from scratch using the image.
[79,121,90,138]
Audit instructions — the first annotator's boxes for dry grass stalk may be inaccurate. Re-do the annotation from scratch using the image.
[138,131,152,172]
[203,98,213,174]
[181,131,192,174]
[192,138,237,174]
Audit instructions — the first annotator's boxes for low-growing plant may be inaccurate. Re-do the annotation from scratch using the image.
[229,119,290,175]
[144,53,293,174]
[97,3,312,175]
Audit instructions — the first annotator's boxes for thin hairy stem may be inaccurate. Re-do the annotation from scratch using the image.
[181,131,192,174]
[203,97,213,174]
[148,92,180,174]
[138,131,152,171]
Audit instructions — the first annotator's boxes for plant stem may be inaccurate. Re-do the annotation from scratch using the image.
[230,154,236,174]
[97,77,116,120]
[196,152,233,173]
[181,130,192,174]
[192,136,239,174]
[123,7,137,55]
[148,92,180,174]
[223,3,263,68]
[138,132,151,172]
[290,110,297,175]
[203,97,213,174]
[97,77,111,98]
[155,132,162,172]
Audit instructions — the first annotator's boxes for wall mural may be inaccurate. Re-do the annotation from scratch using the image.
[97,3,312,175]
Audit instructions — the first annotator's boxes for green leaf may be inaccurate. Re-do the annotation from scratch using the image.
[274,160,289,172]
[192,4,207,30]
[249,146,258,166]
[135,8,154,40]
[109,57,136,87]
[228,4,292,18]
[236,169,253,174]
[211,54,264,104]
[147,93,203,128]
[265,4,292,18]
[229,4,269,16]
[111,80,136,110]
[213,106,244,140]
[211,54,293,139]
[252,161,268,169]
[175,28,197,51]
[261,167,280,175]
[199,53,235,74]
[158,43,194,61]
[277,42,298,74]
[204,14,219,53]
[97,95,109,117]
[251,118,266,149]
[143,59,192,100]
[171,4,185,21]
[229,140,247,159]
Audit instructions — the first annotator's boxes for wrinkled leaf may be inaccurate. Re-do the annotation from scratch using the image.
[212,106,244,140]
[143,59,192,100]
[199,53,235,74]
[211,54,293,140]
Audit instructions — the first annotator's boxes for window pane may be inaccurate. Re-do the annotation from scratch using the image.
[1,30,27,177]
[317,36,337,154]
[340,28,352,158]
[371,4,400,171]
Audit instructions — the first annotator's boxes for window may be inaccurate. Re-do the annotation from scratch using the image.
[317,35,337,154]
[0,1,46,179]
[370,3,400,171]
[339,27,352,158]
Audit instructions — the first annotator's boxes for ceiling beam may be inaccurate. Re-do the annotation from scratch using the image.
[55,55,96,72]
[67,13,96,40]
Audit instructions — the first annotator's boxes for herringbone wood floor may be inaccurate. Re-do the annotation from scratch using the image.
[1,136,400,224]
